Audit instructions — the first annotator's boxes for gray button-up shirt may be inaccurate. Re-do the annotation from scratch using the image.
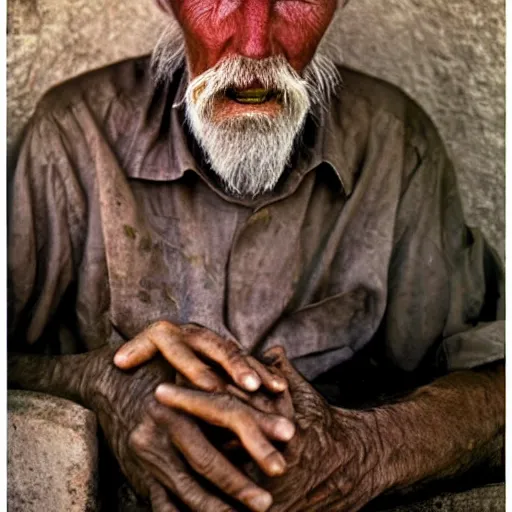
[8,56,504,381]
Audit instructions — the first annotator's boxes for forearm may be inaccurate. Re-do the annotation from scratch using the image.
[8,346,116,408]
[371,362,504,491]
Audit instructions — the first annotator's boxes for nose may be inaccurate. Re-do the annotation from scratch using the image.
[238,1,273,60]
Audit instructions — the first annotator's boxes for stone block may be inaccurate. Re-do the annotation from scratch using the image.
[8,390,99,512]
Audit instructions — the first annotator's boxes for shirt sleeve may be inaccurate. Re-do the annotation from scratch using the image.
[382,118,504,374]
[8,112,86,352]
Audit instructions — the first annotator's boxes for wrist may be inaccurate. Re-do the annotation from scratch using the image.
[76,345,120,409]
[330,407,391,500]
[369,404,422,491]
[8,346,118,409]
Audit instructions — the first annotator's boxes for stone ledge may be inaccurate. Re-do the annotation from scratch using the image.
[373,484,505,512]
[8,390,99,512]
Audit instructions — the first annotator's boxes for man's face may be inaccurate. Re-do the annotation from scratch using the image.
[156,0,339,197]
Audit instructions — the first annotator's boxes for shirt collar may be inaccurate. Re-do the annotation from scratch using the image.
[125,63,359,197]
[306,87,363,197]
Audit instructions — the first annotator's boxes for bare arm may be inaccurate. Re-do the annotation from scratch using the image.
[8,349,109,407]
[372,362,504,491]
[162,348,504,511]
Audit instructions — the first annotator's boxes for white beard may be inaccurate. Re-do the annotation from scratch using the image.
[187,108,304,197]
[152,26,341,197]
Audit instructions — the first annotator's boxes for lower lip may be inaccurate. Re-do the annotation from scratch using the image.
[211,95,283,122]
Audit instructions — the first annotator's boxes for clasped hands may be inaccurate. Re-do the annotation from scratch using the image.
[88,321,385,512]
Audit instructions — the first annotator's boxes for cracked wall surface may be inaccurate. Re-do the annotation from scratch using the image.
[7,0,505,258]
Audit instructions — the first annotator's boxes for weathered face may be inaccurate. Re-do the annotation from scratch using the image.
[163,0,337,77]
[154,0,340,197]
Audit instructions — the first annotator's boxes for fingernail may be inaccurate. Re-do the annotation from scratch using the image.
[113,353,127,365]
[276,419,295,441]
[155,383,172,396]
[247,493,273,512]
[267,453,286,476]
[242,373,261,391]
[271,378,287,391]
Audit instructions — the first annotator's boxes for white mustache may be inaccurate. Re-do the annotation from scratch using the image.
[186,55,311,124]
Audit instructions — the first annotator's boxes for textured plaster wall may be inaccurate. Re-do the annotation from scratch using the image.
[7,0,505,258]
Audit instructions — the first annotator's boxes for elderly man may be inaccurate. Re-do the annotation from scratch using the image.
[8,0,504,511]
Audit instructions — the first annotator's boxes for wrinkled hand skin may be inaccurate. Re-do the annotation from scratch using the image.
[238,350,504,512]
[8,346,175,503]
[80,347,177,500]
[79,347,283,512]
[163,346,386,511]
[244,348,386,512]
[9,335,296,511]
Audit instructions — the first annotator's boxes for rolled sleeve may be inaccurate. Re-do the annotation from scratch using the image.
[383,122,504,374]
[439,226,504,370]
[8,113,85,351]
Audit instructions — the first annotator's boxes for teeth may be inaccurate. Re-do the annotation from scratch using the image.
[236,96,268,104]
[227,88,273,104]
[236,88,268,99]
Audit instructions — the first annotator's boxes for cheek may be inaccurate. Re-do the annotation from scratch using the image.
[183,29,235,78]
[173,1,240,77]
[274,20,326,71]
[274,2,337,71]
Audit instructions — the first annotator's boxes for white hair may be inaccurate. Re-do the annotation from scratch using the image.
[151,9,343,197]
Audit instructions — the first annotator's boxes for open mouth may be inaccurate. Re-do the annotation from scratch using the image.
[225,88,280,105]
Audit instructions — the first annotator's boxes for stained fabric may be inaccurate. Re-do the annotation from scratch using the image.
[8,56,504,381]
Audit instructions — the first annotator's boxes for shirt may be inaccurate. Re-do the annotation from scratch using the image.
[8,56,504,381]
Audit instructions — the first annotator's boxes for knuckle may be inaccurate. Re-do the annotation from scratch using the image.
[230,408,254,430]
[151,320,170,331]
[223,343,245,364]
[128,426,149,451]
[182,325,214,348]
[151,320,178,337]
[149,320,170,334]
[181,323,203,337]
[172,470,195,494]
[239,410,254,425]
[147,400,168,423]
[212,394,245,423]
[217,393,237,410]
[191,448,218,475]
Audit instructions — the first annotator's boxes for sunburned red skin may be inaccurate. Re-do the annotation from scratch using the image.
[158,0,338,77]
